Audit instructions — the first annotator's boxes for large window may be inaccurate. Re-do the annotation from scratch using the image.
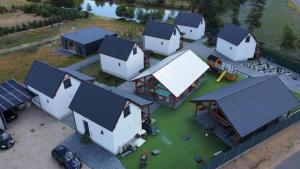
[246,36,251,43]
[133,47,137,55]
[124,106,130,118]
[63,78,72,89]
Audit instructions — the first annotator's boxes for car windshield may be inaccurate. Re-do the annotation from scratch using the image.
[64,151,75,162]
[0,132,9,141]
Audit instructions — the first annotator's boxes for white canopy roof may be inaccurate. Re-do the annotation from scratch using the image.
[132,50,209,97]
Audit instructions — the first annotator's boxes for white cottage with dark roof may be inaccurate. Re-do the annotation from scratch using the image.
[143,20,181,56]
[99,36,144,80]
[25,61,83,119]
[69,82,152,155]
[174,12,205,40]
[216,24,257,61]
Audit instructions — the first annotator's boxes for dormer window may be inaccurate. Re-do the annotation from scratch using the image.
[246,36,251,43]
[133,47,137,55]
[124,106,130,118]
[63,78,72,89]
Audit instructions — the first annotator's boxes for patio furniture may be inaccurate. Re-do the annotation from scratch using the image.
[151,149,160,156]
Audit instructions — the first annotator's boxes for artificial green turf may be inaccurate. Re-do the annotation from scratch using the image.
[120,73,235,169]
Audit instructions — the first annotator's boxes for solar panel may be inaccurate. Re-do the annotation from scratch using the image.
[0,80,34,113]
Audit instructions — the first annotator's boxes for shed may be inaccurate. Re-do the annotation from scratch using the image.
[132,50,209,108]
[61,27,116,56]
[192,76,300,143]
[99,36,144,80]
[69,82,148,154]
[174,12,206,40]
[143,20,182,55]
[216,24,257,61]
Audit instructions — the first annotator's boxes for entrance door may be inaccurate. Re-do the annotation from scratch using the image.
[83,121,90,136]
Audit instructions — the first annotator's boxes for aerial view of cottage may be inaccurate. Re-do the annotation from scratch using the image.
[0,0,300,169]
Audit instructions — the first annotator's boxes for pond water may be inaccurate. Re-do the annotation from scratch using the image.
[80,0,179,22]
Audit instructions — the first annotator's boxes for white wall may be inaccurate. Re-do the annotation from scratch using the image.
[144,27,180,55]
[100,45,144,80]
[216,34,257,61]
[177,19,205,40]
[28,76,81,120]
[73,103,142,155]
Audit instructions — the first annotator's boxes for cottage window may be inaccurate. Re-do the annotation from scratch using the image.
[123,106,130,118]
[230,47,232,50]
[118,63,121,66]
[246,36,251,43]
[133,47,137,55]
[161,42,163,45]
[190,30,193,32]
[100,130,104,135]
[174,29,176,35]
[63,78,72,89]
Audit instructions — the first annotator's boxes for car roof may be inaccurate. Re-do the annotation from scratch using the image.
[54,145,69,155]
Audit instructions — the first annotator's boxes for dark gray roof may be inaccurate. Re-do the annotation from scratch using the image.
[99,36,136,61]
[192,76,300,137]
[59,68,95,81]
[105,87,153,106]
[25,61,65,98]
[174,12,204,28]
[143,20,177,40]
[69,82,128,132]
[61,27,115,44]
[218,24,253,46]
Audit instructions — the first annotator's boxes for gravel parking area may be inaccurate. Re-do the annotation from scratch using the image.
[0,105,90,169]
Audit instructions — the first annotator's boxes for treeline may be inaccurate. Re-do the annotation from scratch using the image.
[116,4,164,23]
[0,4,89,37]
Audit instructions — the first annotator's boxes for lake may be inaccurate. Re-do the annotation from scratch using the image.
[80,0,179,22]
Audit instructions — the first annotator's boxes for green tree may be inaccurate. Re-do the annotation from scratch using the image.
[86,3,92,12]
[280,25,297,50]
[49,0,74,7]
[246,0,266,32]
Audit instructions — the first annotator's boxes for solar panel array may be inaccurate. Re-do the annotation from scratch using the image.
[0,80,34,113]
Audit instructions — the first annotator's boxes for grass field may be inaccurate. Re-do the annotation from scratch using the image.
[80,63,125,86]
[0,11,44,27]
[0,16,143,50]
[0,0,29,7]
[0,44,82,83]
[120,73,232,169]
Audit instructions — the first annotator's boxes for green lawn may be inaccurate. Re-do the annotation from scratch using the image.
[80,63,125,86]
[120,73,235,169]
[294,92,300,100]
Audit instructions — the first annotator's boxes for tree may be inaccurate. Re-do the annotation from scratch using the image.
[232,6,240,26]
[116,5,135,20]
[49,0,75,7]
[246,0,266,32]
[86,3,92,12]
[280,25,297,50]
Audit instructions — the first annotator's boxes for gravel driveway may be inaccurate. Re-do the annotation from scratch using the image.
[0,105,90,169]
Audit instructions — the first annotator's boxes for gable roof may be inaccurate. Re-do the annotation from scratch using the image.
[99,36,136,61]
[218,24,254,46]
[132,50,209,97]
[61,27,115,44]
[25,60,66,98]
[59,68,95,81]
[69,82,128,132]
[105,87,153,106]
[174,12,204,28]
[192,76,300,137]
[143,20,178,40]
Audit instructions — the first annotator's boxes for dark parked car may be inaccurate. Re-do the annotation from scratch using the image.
[3,110,18,123]
[52,145,82,169]
[0,129,14,150]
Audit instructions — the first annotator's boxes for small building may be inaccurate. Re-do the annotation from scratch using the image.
[0,80,34,129]
[192,76,300,146]
[143,20,182,56]
[25,61,82,120]
[99,36,144,80]
[132,50,209,108]
[61,27,116,56]
[216,24,257,61]
[174,12,205,40]
[69,82,152,155]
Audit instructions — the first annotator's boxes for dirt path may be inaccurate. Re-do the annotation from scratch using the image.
[221,122,300,169]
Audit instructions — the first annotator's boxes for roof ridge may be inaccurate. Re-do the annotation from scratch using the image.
[219,76,274,101]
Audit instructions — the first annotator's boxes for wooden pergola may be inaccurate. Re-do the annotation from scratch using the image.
[194,101,242,143]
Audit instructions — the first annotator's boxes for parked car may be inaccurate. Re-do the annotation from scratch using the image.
[17,102,27,110]
[0,129,14,150]
[51,145,82,169]
[3,110,18,123]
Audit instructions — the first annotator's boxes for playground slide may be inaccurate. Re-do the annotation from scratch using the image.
[216,71,227,82]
